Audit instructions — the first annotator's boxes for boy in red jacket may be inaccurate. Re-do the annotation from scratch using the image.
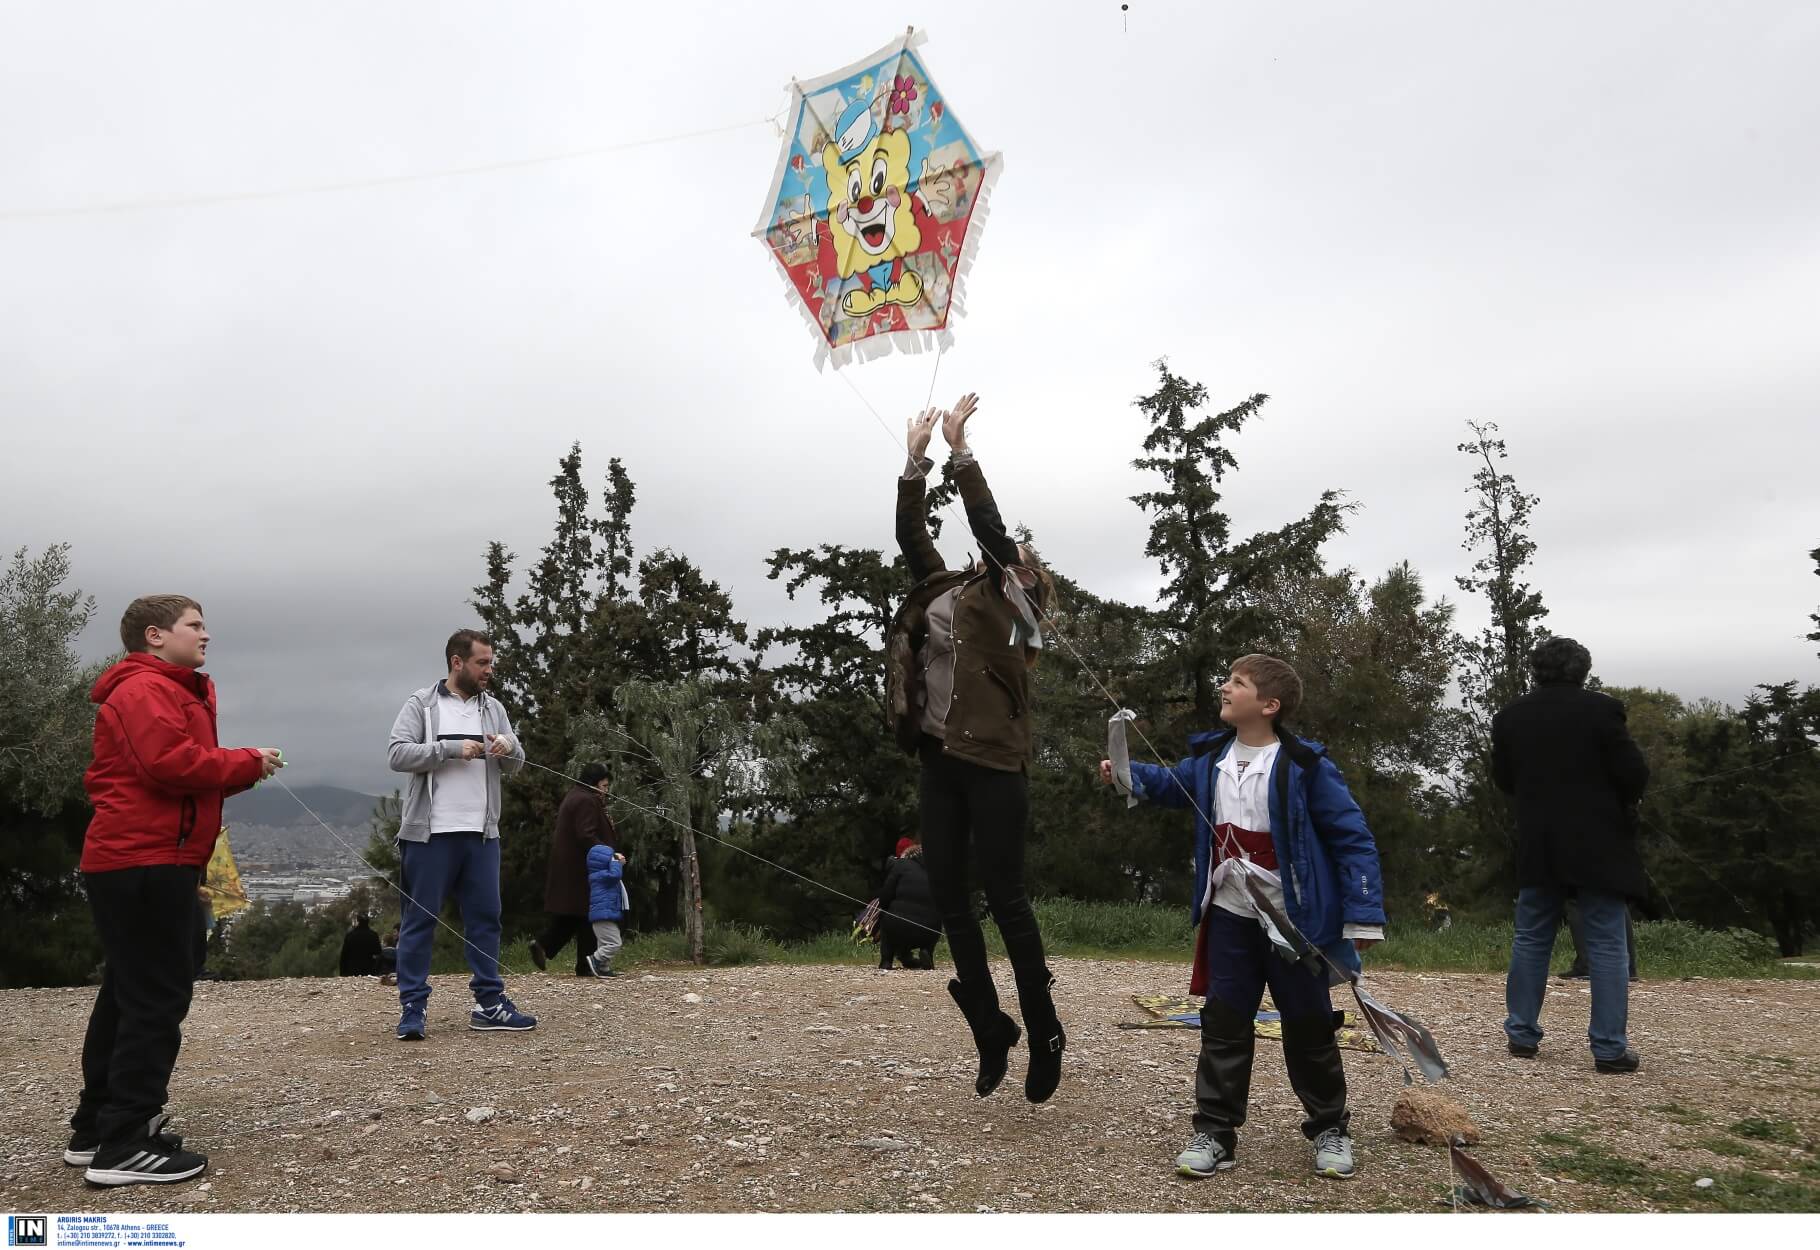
[70,595,282,1187]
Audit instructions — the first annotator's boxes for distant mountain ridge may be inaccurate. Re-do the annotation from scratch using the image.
[225,784,381,831]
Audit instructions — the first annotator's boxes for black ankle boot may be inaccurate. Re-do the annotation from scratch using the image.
[1015,968,1066,1104]
[947,978,1020,1097]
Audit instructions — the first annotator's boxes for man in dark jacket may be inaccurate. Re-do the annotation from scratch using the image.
[877,841,941,970]
[529,764,611,976]
[338,913,383,976]
[1494,636,1650,1073]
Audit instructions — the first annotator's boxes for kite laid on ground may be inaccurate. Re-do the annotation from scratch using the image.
[754,29,1002,368]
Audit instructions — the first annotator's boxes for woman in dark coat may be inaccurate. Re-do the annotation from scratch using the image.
[877,842,941,970]
[529,763,611,976]
[887,393,1064,1104]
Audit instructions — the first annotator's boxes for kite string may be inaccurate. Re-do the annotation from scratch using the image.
[831,370,1819,903]
[270,775,520,978]
[0,109,788,222]
[832,368,1225,838]
[923,341,945,416]
[511,755,943,939]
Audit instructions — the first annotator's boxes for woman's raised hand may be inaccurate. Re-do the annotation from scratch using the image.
[907,407,941,460]
[942,392,979,451]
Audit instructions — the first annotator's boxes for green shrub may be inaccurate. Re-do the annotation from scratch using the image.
[704,923,774,966]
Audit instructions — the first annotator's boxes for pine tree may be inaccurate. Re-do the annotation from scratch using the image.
[1452,421,1550,891]
[1128,360,1350,731]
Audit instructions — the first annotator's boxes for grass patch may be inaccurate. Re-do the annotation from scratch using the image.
[1651,1103,1707,1126]
[1698,1135,1765,1161]
[1538,1132,1820,1212]
[1539,1139,1663,1192]
[1692,1168,1820,1213]
[1378,919,1816,980]
[1729,1117,1801,1146]
[479,903,1809,981]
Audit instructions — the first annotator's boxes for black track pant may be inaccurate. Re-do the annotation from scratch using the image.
[916,738,1048,991]
[72,865,201,1147]
[535,913,599,975]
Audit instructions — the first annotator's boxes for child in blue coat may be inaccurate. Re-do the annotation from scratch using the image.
[1101,654,1386,1182]
[586,844,628,978]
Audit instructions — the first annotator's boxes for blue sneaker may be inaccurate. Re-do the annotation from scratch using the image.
[397,1004,426,1041]
[470,997,537,1032]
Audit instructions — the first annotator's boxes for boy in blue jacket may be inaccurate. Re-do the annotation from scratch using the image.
[1100,655,1385,1181]
[586,844,628,978]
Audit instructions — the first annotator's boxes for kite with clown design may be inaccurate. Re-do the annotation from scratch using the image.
[754,30,1001,368]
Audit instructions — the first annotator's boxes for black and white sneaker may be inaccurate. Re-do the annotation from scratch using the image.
[84,1114,207,1187]
[65,1123,183,1167]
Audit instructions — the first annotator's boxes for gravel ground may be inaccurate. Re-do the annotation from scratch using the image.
[3,960,1816,1213]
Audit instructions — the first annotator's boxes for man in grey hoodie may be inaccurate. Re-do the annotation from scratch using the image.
[386,629,533,1040]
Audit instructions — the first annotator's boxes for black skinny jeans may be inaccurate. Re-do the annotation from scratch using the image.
[916,737,1048,996]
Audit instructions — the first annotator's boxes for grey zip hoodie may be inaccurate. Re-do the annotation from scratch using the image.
[387,680,526,842]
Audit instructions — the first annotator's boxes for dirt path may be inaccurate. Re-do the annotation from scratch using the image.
[3,961,1817,1213]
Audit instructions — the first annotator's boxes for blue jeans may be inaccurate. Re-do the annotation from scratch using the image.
[396,832,504,1012]
[1505,885,1631,1060]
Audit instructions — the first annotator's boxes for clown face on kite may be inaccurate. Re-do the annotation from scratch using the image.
[754,30,1001,368]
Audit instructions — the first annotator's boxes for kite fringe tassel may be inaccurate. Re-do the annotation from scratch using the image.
[943,149,1003,329]
[756,250,950,373]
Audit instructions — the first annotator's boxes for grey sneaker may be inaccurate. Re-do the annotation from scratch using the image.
[1174,1132,1236,1178]
[1313,1126,1355,1179]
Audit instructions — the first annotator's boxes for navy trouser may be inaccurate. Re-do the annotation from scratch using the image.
[395,832,503,1011]
[1195,905,1349,1140]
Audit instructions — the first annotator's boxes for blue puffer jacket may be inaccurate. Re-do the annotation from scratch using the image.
[587,844,626,922]
[1129,728,1385,978]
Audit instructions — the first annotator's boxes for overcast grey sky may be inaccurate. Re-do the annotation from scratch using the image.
[3,1,1816,796]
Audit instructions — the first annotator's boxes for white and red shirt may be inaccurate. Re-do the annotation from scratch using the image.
[1206,739,1283,918]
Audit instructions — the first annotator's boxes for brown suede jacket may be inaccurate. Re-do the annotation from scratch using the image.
[886,457,1039,772]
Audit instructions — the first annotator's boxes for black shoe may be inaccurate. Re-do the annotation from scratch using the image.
[84,1115,207,1187]
[1015,969,1067,1105]
[1508,1041,1538,1058]
[529,940,548,971]
[65,1123,184,1167]
[65,1131,99,1167]
[947,978,1020,1097]
[1595,1049,1641,1074]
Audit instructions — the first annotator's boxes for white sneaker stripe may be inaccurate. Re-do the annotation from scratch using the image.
[120,1151,151,1169]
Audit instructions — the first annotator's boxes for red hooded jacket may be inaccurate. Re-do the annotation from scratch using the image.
[81,653,265,873]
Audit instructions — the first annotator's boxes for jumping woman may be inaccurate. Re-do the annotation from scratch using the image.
[886,393,1065,1102]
